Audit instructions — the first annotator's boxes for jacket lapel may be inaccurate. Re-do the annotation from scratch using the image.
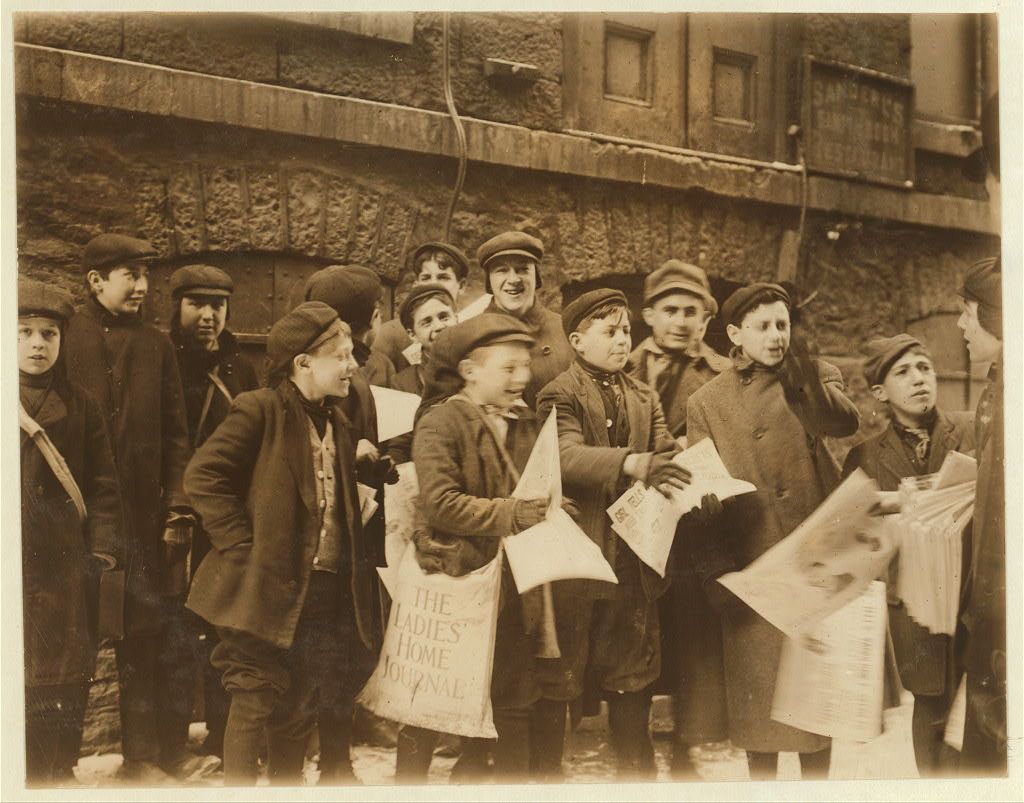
[281,384,318,517]
[876,425,918,483]
[622,374,651,451]
[925,412,956,474]
[570,363,612,447]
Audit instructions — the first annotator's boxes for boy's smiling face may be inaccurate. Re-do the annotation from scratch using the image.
[89,262,149,315]
[459,342,532,409]
[569,306,632,372]
[416,258,465,305]
[408,296,457,347]
[18,315,61,375]
[487,256,537,316]
[727,300,791,367]
[300,334,358,400]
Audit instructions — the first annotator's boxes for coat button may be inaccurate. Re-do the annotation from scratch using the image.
[313,557,320,565]
[606,418,613,428]
[542,346,552,356]
[775,487,787,499]
[320,499,326,508]
[752,427,765,439]
[317,470,325,479]
[320,528,327,538]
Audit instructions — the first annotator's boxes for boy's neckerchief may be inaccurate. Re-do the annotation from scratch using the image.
[891,407,938,466]
[730,345,776,374]
[19,369,55,419]
[291,381,331,439]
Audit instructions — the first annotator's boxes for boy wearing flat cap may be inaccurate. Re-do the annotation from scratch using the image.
[955,256,1005,774]
[842,334,973,776]
[185,302,381,785]
[685,282,860,780]
[19,279,123,785]
[63,234,200,783]
[375,242,470,371]
[537,289,699,779]
[627,259,732,778]
[409,313,574,782]
[168,264,259,760]
[477,231,574,408]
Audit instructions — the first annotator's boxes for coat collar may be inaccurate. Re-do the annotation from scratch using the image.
[81,296,143,328]
[567,361,650,450]
[631,336,728,375]
[484,298,551,333]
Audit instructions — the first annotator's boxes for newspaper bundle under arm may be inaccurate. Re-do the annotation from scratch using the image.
[606,438,756,577]
[377,462,420,598]
[717,469,896,638]
[370,385,422,442]
[501,408,618,593]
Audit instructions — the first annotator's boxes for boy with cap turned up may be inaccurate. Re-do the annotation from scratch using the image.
[63,234,201,784]
[410,313,573,782]
[843,334,974,777]
[168,264,259,760]
[685,283,860,780]
[537,289,699,779]
[185,302,381,785]
[627,260,732,778]
[19,279,123,785]
[375,242,470,371]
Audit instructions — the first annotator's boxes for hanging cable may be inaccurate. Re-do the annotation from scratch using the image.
[442,12,468,242]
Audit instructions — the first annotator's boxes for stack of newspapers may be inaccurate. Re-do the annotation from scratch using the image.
[895,451,976,636]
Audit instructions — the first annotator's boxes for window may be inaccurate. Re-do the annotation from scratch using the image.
[911,14,979,124]
[603,23,653,105]
[712,48,756,125]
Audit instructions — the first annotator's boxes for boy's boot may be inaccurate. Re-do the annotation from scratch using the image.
[223,689,277,785]
[395,726,440,782]
[608,690,656,780]
[492,707,532,781]
[530,698,567,782]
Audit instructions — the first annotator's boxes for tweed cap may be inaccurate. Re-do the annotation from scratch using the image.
[958,256,1002,335]
[266,301,342,376]
[398,283,456,331]
[721,282,791,326]
[862,334,930,386]
[433,312,535,365]
[19,278,75,322]
[303,264,383,332]
[83,233,157,271]
[410,241,471,280]
[561,288,628,336]
[169,264,234,298]
[643,259,718,315]
[476,231,545,288]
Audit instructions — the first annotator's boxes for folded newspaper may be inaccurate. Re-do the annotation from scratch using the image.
[370,385,422,442]
[606,438,756,577]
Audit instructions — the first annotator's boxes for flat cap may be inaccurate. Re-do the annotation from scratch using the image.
[267,301,341,377]
[958,256,1001,335]
[561,288,628,336]
[169,264,234,298]
[410,241,471,280]
[83,233,157,270]
[434,312,535,366]
[398,282,456,331]
[862,334,930,386]
[644,259,718,315]
[476,231,545,287]
[303,264,383,331]
[721,282,791,327]
[19,278,75,322]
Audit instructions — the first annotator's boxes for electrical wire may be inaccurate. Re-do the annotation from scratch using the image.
[441,12,468,242]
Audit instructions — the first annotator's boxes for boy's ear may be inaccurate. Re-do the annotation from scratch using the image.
[870,384,889,404]
[640,307,655,328]
[457,278,467,293]
[457,357,475,383]
[292,353,310,375]
[568,331,583,350]
[726,323,742,346]
[86,269,105,293]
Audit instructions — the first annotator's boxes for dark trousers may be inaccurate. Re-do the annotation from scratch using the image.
[746,745,831,780]
[911,692,959,776]
[961,676,1007,776]
[25,683,90,784]
[115,597,197,768]
[212,572,355,786]
[190,614,230,758]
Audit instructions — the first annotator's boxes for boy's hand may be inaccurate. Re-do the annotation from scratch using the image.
[560,497,582,523]
[356,439,380,464]
[778,332,817,397]
[512,498,549,533]
[687,493,723,523]
[645,452,692,498]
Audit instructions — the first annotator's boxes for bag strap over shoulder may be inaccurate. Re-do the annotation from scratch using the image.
[19,401,88,523]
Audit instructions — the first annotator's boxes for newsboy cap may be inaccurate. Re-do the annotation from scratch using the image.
[643,259,718,315]
[399,282,456,331]
[958,256,1002,336]
[561,288,628,336]
[435,312,535,365]
[83,233,157,271]
[476,231,545,287]
[19,278,75,322]
[267,301,342,378]
[410,241,471,280]
[721,282,791,327]
[303,265,383,332]
[169,264,234,298]
[862,334,930,386]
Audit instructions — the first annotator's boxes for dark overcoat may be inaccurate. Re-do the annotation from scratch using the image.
[21,376,123,687]
[686,351,860,752]
[184,381,380,652]
[64,301,192,635]
[843,409,974,697]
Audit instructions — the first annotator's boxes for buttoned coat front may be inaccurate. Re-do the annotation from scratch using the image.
[686,354,859,753]
[184,381,380,652]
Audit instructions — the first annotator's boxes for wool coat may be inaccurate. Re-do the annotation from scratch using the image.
[21,375,124,687]
[412,397,543,709]
[484,300,574,409]
[843,408,974,697]
[184,381,380,652]
[686,350,860,753]
[373,317,414,373]
[64,300,192,635]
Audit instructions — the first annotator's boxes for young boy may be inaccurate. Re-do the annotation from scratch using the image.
[685,282,860,780]
[185,301,381,785]
[955,256,1005,774]
[536,289,695,779]
[19,279,123,785]
[842,334,974,776]
[628,260,732,778]
[409,313,571,782]
[63,234,201,784]
[375,242,470,370]
[168,264,259,760]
